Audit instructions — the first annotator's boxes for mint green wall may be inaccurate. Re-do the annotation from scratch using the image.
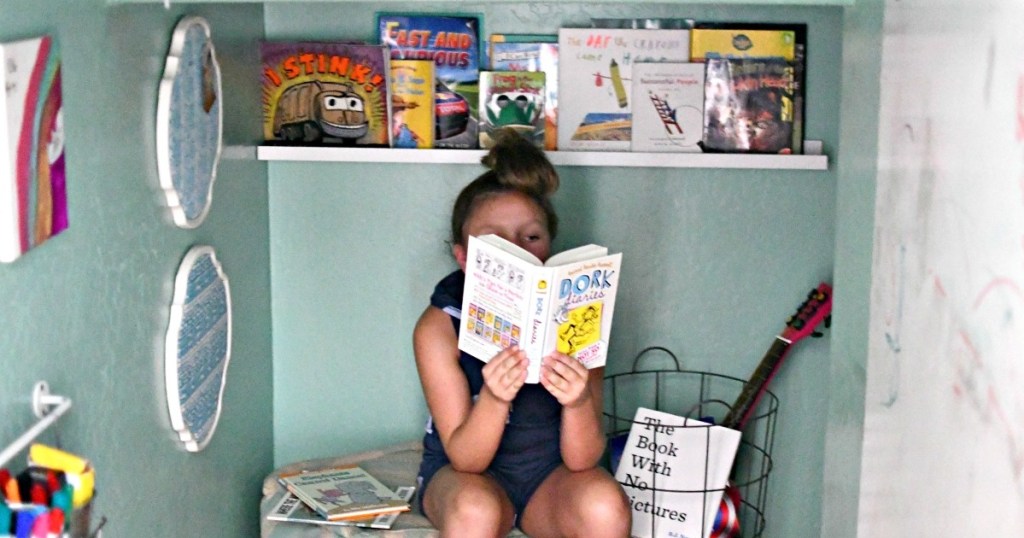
[266,3,845,537]
[0,1,273,536]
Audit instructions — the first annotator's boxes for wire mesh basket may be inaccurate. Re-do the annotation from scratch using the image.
[604,346,778,537]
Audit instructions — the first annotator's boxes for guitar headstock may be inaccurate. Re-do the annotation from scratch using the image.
[780,282,833,344]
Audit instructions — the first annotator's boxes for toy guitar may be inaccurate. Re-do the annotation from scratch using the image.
[722,282,833,430]
[711,283,833,537]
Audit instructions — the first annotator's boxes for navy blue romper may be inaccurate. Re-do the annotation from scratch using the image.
[417,270,564,524]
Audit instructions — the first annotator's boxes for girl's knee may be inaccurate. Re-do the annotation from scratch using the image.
[439,487,513,536]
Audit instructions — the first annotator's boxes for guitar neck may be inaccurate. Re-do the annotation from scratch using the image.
[722,337,791,430]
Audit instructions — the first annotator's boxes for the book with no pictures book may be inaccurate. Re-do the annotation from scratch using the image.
[557,28,691,151]
[267,486,415,529]
[260,41,391,147]
[630,62,705,152]
[478,71,545,149]
[378,13,481,149]
[390,59,435,148]
[458,234,623,384]
[1,35,66,264]
[614,407,741,538]
[489,36,558,150]
[277,464,411,522]
[703,57,796,154]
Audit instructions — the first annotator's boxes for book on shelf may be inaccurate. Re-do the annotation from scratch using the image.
[267,486,416,529]
[478,71,545,149]
[630,62,705,153]
[702,57,797,154]
[277,464,411,522]
[389,59,436,148]
[614,407,741,538]
[1,35,66,264]
[692,23,807,154]
[378,13,482,149]
[488,35,558,150]
[557,28,691,151]
[458,234,623,384]
[260,41,391,147]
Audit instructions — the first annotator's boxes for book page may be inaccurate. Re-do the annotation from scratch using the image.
[544,243,607,267]
[476,234,543,266]
[458,235,541,370]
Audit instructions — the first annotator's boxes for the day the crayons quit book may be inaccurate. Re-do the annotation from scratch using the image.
[557,28,691,151]
[277,465,410,522]
[378,13,481,149]
[260,41,391,147]
[458,234,623,384]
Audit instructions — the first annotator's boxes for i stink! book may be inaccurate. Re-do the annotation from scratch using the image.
[260,41,391,146]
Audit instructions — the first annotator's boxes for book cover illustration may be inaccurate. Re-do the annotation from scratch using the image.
[690,28,797,62]
[459,234,622,383]
[260,41,391,146]
[389,59,435,148]
[702,58,796,154]
[692,23,806,153]
[557,28,691,151]
[267,486,415,529]
[489,38,558,150]
[0,35,66,264]
[630,62,705,152]
[614,407,741,538]
[478,71,545,149]
[278,465,410,521]
[379,13,481,149]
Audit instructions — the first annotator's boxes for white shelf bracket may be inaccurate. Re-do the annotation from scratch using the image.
[0,381,73,468]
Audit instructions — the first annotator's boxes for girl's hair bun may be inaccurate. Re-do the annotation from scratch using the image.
[480,127,559,197]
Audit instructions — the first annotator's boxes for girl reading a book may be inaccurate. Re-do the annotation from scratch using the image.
[413,129,630,538]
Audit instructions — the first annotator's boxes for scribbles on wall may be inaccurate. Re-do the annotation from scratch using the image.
[165,245,232,452]
[0,35,66,263]
[862,1,1024,535]
[157,16,222,229]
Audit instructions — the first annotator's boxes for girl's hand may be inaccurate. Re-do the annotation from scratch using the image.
[482,346,528,403]
[540,352,590,407]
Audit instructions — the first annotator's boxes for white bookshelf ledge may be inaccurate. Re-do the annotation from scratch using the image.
[256,141,828,171]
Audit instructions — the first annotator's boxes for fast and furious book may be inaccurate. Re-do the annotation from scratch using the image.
[458,234,623,384]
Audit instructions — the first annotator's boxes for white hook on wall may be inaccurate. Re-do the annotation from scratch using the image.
[0,381,73,468]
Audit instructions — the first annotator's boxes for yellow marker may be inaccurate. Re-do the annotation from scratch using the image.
[609,59,627,108]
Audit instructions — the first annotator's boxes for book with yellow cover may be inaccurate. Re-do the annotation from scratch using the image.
[389,59,435,148]
[277,464,410,522]
[690,28,797,62]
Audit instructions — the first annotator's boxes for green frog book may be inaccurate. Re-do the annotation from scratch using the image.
[478,71,545,149]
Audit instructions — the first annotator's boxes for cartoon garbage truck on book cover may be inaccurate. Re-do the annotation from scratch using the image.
[260,41,391,146]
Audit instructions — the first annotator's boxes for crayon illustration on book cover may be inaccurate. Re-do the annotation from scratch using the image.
[557,28,690,151]
[260,42,390,146]
[479,71,545,149]
[379,14,481,149]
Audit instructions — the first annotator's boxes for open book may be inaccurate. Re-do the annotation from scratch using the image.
[458,234,623,383]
